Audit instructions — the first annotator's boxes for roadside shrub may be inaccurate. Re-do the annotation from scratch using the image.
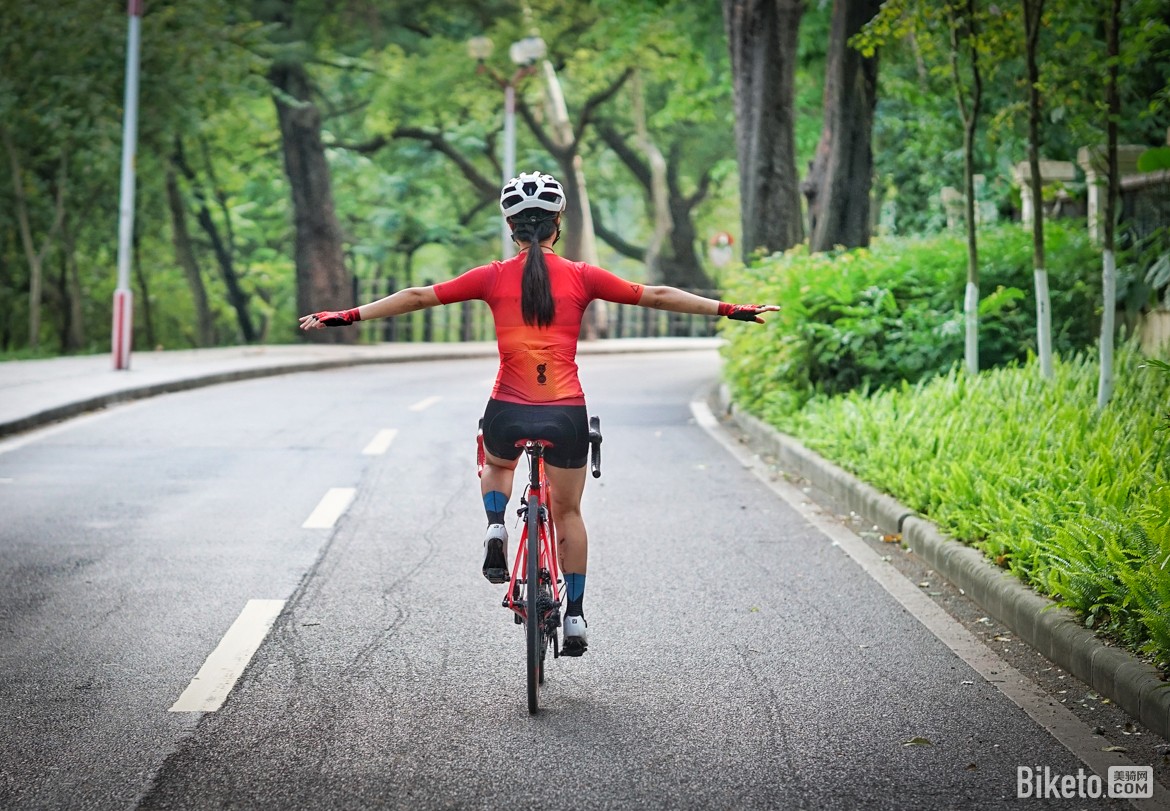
[721,223,1101,416]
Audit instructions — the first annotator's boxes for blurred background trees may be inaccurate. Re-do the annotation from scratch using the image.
[1,0,1165,355]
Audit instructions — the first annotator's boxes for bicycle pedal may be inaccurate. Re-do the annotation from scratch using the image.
[560,638,587,657]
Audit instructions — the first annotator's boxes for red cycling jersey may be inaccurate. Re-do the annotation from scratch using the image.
[433,251,644,405]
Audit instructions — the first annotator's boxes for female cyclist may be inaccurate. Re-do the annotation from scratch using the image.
[300,171,777,656]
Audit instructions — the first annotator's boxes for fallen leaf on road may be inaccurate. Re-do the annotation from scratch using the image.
[903,736,933,747]
[882,534,901,543]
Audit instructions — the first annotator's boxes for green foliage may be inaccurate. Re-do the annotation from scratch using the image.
[1138,146,1170,173]
[858,0,1170,234]
[735,348,1170,666]
[720,223,1101,412]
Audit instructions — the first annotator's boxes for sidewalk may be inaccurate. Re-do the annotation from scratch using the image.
[0,337,721,439]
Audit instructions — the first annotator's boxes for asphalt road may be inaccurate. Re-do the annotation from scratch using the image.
[0,349,1140,810]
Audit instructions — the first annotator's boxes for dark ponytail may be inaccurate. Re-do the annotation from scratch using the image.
[510,214,559,327]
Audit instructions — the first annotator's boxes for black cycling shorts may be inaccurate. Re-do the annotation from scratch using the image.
[481,398,589,469]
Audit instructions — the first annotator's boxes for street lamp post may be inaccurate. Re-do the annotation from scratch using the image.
[112,0,143,370]
[468,35,546,258]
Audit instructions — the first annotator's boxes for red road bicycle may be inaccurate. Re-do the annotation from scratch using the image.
[478,416,602,714]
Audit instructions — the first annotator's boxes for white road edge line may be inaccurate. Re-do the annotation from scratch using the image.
[362,428,398,456]
[409,395,442,412]
[691,397,1168,811]
[302,487,356,529]
[169,599,286,713]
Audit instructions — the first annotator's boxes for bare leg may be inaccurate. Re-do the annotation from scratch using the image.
[481,450,518,523]
[546,463,588,574]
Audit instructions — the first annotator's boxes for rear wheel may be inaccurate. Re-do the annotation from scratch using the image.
[526,491,542,714]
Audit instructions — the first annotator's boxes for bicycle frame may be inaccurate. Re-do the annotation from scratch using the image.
[503,441,562,630]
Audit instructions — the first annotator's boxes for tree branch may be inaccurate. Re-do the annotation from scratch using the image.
[595,122,653,190]
[392,126,498,198]
[515,95,571,160]
[591,207,645,260]
[329,135,389,154]
[459,196,493,227]
[573,67,635,145]
[328,128,498,199]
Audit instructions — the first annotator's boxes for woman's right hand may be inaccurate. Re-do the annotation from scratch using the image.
[299,308,361,330]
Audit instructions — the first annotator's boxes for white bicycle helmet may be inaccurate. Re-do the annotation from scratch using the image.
[500,172,567,218]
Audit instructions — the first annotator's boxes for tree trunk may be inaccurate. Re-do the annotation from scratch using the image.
[1022,0,1053,380]
[165,163,215,346]
[948,0,983,375]
[666,150,714,290]
[172,137,257,343]
[665,197,710,290]
[631,71,671,284]
[723,0,805,259]
[592,122,712,290]
[804,0,881,253]
[60,209,85,352]
[270,60,354,345]
[1098,0,1121,410]
[132,229,156,350]
[3,129,67,351]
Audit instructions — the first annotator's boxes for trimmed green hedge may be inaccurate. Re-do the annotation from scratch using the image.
[722,223,1101,413]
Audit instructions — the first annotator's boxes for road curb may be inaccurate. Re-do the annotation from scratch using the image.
[715,385,1170,742]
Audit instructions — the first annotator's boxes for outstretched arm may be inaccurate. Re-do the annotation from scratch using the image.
[637,286,779,323]
[299,286,441,330]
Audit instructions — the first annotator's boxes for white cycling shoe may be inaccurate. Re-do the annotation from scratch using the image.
[562,614,588,656]
[482,524,509,584]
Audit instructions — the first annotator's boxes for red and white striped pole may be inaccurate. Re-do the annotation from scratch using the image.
[112,0,143,370]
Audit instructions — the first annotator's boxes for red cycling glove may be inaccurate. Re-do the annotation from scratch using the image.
[312,308,361,326]
[717,302,768,323]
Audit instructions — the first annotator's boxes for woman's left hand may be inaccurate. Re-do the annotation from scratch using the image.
[718,303,781,323]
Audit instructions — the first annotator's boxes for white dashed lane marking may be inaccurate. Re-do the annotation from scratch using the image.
[409,395,442,412]
[362,429,398,456]
[302,487,356,529]
[169,599,286,712]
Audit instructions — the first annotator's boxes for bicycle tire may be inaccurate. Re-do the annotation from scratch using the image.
[526,485,542,715]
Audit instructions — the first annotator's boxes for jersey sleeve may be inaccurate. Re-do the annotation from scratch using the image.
[433,263,497,305]
[580,264,644,305]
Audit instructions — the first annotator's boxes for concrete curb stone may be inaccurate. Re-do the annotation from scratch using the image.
[715,386,1170,741]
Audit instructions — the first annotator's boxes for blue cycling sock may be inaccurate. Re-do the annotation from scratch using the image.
[565,572,586,617]
[483,491,508,526]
